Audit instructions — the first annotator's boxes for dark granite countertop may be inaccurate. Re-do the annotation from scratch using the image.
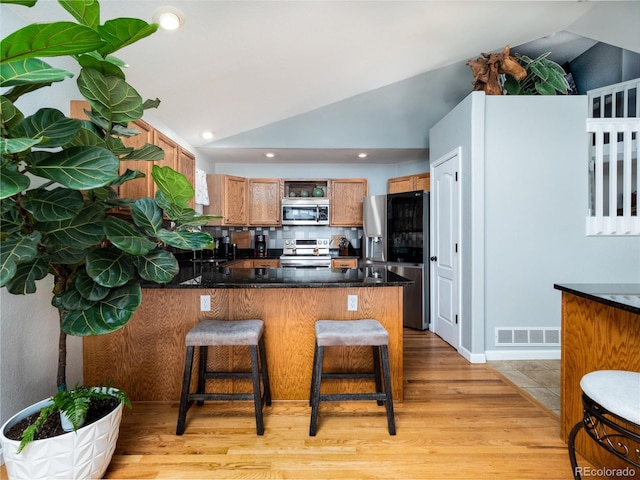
[145,264,412,289]
[554,283,640,315]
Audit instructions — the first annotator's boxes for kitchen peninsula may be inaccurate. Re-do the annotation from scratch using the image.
[83,266,411,402]
[555,283,640,472]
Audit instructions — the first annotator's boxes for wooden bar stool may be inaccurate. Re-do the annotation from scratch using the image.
[309,319,396,436]
[568,370,640,479]
[176,319,271,435]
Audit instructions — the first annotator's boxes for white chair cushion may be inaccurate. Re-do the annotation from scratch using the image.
[315,319,389,346]
[185,319,264,346]
[580,370,640,425]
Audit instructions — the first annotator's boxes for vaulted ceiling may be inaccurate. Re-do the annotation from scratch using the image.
[4,1,639,164]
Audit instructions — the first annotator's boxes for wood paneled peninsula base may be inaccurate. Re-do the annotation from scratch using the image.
[555,283,640,475]
[84,267,410,402]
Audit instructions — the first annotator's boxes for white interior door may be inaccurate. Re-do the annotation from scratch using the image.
[430,149,460,349]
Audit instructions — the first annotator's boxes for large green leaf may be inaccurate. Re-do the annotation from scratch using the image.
[0,136,42,155]
[0,231,42,287]
[37,204,105,248]
[13,108,81,148]
[121,143,165,161]
[85,247,134,287]
[77,68,143,125]
[130,198,163,236]
[0,22,104,64]
[1,1,37,6]
[20,187,84,222]
[134,249,179,283]
[0,162,30,199]
[97,18,158,56]
[0,58,73,86]
[156,229,213,250]
[0,206,24,235]
[1,95,24,130]
[5,255,49,295]
[52,281,97,311]
[76,52,125,79]
[103,216,156,255]
[59,0,101,28]
[152,165,194,208]
[43,243,87,265]
[74,268,110,301]
[26,145,119,190]
[61,282,141,336]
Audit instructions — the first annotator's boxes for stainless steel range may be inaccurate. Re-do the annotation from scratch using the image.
[279,238,332,268]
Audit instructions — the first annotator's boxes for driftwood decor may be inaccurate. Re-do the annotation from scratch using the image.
[467,45,526,95]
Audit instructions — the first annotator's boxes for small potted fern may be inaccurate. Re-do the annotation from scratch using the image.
[16,384,130,453]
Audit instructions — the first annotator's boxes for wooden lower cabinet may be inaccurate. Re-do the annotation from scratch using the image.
[560,292,640,473]
[83,286,403,402]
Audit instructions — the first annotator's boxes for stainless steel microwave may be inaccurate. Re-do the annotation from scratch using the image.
[281,198,330,225]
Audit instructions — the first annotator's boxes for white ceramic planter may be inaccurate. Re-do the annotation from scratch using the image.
[0,396,123,480]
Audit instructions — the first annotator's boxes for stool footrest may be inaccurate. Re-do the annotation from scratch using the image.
[187,393,259,402]
[203,372,254,380]
[321,373,377,380]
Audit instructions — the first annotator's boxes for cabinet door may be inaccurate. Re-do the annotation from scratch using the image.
[387,175,413,194]
[330,179,368,226]
[414,172,430,192]
[249,178,281,225]
[152,130,179,197]
[178,147,196,209]
[224,175,248,225]
[119,119,154,201]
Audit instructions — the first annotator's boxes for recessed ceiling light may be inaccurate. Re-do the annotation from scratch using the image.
[358,153,368,158]
[265,152,275,158]
[153,6,185,31]
[201,131,214,140]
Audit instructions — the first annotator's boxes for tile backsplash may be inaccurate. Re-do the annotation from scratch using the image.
[202,225,363,251]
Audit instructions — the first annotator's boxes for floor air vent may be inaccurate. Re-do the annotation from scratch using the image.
[495,327,561,346]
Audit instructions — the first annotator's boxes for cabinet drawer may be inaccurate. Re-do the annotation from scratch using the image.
[332,258,358,268]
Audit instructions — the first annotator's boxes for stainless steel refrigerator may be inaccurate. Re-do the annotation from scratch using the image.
[363,191,429,330]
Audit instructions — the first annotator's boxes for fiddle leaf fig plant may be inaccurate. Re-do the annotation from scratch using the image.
[0,0,215,389]
[503,52,570,95]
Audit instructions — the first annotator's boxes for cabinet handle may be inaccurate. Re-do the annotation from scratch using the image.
[430,256,437,261]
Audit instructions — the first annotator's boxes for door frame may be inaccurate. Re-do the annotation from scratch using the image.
[430,147,461,351]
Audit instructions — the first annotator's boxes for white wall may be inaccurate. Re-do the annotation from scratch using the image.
[429,92,640,361]
[483,95,639,358]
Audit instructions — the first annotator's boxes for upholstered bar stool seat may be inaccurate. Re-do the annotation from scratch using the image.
[309,319,396,436]
[568,370,640,479]
[176,319,271,436]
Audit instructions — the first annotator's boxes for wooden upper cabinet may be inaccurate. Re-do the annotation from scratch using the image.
[388,172,430,193]
[329,179,368,226]
[249,178,282,226]
[204,174,248,226]
[69,101,196,206]
[414,172,430,192]
[178,148,196,209]
[119,119,154,201]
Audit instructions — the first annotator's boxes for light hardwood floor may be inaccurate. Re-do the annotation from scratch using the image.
[95,329,592,479]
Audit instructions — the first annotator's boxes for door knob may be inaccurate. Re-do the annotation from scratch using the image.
[430,256,437,261]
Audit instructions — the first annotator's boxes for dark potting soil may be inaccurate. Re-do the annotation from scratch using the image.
[3,398,119,442]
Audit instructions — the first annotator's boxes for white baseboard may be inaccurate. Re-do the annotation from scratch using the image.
[485,349,561,361]
[458,345,486,364]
